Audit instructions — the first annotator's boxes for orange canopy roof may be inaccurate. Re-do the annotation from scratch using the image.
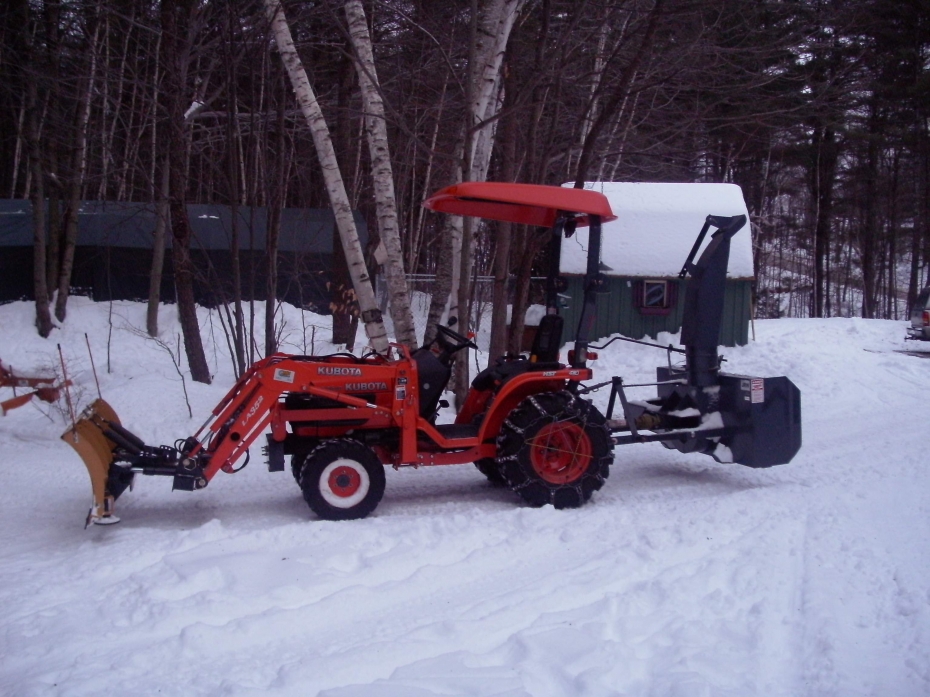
[423,182,616,228]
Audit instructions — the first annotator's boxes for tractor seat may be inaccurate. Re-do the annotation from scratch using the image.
[471,312,565,391]
[470,357,563,392]
[412,347,451,419]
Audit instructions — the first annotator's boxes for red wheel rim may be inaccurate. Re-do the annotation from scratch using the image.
[529,421,592,484]
[328,465,362,498]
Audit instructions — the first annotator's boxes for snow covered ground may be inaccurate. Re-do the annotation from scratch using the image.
[1,297,929,696]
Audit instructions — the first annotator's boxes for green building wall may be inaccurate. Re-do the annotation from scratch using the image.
[557,276,752,348]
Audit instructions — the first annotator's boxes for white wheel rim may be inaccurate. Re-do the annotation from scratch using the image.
[319,458,371,509]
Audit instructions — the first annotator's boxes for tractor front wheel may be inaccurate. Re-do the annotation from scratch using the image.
[291,443,319,483]
[298,439,386,521]
[290,453,305,483]
[495,391,613,509]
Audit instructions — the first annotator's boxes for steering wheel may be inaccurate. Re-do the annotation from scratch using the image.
[436,323,478,354]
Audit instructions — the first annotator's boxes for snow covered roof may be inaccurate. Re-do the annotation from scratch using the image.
[559,182,755,279]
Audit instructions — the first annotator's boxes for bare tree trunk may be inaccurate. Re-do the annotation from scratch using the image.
[55,18,99,322]
[330,47,356,345]
[423,217,455,347]
[810,123,837,318]
[224,7,247,375]
[168,201,211,383]
[887,151,900,319]
[227,78,246,376]
[43,0,62,294]
[489,97,517,360]
[572,0,664,188]
[264,0,389,354]
[909,118,928,314]
[147,161,169,337]
[860,108,882,319]
[16,0,53,338]
[10,97,26,198]
[162,0,211,384]
[408,77,447,273]
[444,150,465,330]
[27,78,53,338]
[46,167,61,294]
[508,237,537,355]
[453,208,475,401]
[345,0,417,348]
[576,18,611,171]
[265,75,287,356]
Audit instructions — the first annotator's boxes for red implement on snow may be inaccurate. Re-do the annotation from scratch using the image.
[1,362,68,416]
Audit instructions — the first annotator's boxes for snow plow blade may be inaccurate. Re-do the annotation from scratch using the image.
[62,398,136,527]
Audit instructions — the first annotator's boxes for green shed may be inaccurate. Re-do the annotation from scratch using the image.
[557,182,755,347]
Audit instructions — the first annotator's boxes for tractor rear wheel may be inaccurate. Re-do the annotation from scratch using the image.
[298,439,386,520]
[495,391,613,509]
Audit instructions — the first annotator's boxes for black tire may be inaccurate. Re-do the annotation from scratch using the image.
[470,408,507,486]
[291,439,320,483]
[495,391,613,509]
[474,457,507,486]
[290,453,306,483]
[298,439,386,521]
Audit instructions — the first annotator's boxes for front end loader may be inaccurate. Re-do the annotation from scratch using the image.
[63,182,800,526]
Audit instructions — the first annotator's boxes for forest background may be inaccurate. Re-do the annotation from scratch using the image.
[1,0,928,392]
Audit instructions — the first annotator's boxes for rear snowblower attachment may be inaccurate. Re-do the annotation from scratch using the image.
[599,214,802,469]
[62,399,152,526]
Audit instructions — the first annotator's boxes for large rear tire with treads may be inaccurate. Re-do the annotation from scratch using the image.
[495,391,613,508]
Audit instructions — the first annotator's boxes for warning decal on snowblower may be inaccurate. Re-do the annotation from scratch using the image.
[751,378,765,404]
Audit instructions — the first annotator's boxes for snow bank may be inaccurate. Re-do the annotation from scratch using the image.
[1,298,929,696]
[560,182,755,278]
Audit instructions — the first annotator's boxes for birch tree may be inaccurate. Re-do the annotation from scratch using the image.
[345,0,417,349]
[451,0,522,321]
[450,0,523,401]
[264,0,389,355]
[420,0,522,357]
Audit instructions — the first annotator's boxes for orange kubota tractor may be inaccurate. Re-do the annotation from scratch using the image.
[64,183,618,525]
[64,182,801,526]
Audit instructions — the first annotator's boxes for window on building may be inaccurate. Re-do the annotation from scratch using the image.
[643,280,668,308]
[635,279,677,316]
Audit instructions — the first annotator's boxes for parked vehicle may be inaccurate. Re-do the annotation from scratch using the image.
[907,284,930,341]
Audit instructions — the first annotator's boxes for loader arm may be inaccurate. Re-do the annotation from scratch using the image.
[189,356,397,482]
[63,353,404,525]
